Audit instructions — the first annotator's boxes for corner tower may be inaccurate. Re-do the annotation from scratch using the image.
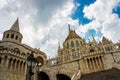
[2,18,23,43]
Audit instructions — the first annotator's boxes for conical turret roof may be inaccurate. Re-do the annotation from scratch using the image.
[65,30,80,41]
[102,36,110,44]
[10,18,19,32]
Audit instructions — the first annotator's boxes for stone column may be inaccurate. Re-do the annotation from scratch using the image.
[85,59,89,73]
[24,63,27,75]
[100,57,104,69]
[10,60,14,72]
[5,58,9,70]
[89,59,92,69]
[98,57,102,69]
[92,58,96,71]
[94,58,99,70]
[1,57,4,67]
[17,61,20,74]
[14,61,18,73]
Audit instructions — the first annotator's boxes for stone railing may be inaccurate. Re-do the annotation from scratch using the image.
[48,52,81,66]
[0,48,27,58]
[82,50,104,57]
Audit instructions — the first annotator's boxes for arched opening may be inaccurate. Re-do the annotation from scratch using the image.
[11,34,14,38]
[15,35,18,40]
[56,74,71,80]
[36,56,44,65]
[37,71,50,80]
[0,46,4,50]
[14,48,20,54]
[16,60,20,71]
[71,41,74,47]
[19,61,23,73]
[76,40,79,47]
[8,58,12,70]
[67,43,69,49]
[6,34,9,38]
[90,49,95,52]
[4,55,8,66]
[12,59,16,71]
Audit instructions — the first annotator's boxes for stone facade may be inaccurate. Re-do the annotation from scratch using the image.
[0,19,47,80]
[0,19,120,80]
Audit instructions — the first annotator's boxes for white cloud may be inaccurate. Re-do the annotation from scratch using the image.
[0,0,7,9]
[0,0,79,57]
[78,0,120,42]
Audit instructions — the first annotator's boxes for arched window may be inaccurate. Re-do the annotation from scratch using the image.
[6,34,9,38]
[0,46,4,50]
[14,48,20,54]
[67,43,69,49]
[71,41,74,47]
[90,49,94,52]
[15,35,18,40]
[76,40,79,47]
[11,34,14,38]
[107,47,110,51]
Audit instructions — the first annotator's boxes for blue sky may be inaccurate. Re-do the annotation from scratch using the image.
[72,0,96,25]
[0,0,120,57]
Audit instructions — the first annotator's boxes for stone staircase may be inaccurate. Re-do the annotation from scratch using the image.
[71,70,81,80]
[113,62,120,69]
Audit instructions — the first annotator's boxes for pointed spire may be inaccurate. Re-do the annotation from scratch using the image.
[58,41,60,50]
[92,34,96,43]
[10,18,20,32]
[68,24,70,33]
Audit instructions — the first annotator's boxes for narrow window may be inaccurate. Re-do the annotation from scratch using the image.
[76,40,79,47]
[11,34,14,38]
[6,34,9,38]
[15,36,18,40]
[67,43,69,49]
[71,41,74,47]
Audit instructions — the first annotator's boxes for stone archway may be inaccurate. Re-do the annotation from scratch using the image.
[37,71,50,80]
[56,74,71,80]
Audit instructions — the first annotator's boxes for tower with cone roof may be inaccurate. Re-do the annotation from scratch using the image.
[0,19,47,80]
[2,18,23,43]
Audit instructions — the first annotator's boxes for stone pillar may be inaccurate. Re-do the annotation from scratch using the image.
[89,59,92,69]
[14,61,17,72]
[85,59,89,73]
[5,58,9,70]
[1,57,4,67]
[24,63,27,75]
[94,58,99,70]
[92,58,96,71]
[100,57,104,69]
[20,62,23,74]
[98,57,102,69]
[17,61,20,74]
[21,62,24,74]
[10,60,14,71]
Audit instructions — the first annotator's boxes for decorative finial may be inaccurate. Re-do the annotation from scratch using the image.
[68,24,70,32]
[92,34,94,40]
[58,41,60,49]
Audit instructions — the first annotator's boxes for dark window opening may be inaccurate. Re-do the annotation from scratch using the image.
[67,43,69,49]
[15,36,18,40]
[71,41,74,47]
[56,74,71,80]
[6,34,9,38]
[11,34,14,38]
[38,72,50,80]
[90,49,94,52]
[76,40,79,47]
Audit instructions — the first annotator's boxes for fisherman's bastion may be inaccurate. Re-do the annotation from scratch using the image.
[0,19,120,80]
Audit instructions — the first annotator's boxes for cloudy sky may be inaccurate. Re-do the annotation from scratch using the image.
[0,0,120,58]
